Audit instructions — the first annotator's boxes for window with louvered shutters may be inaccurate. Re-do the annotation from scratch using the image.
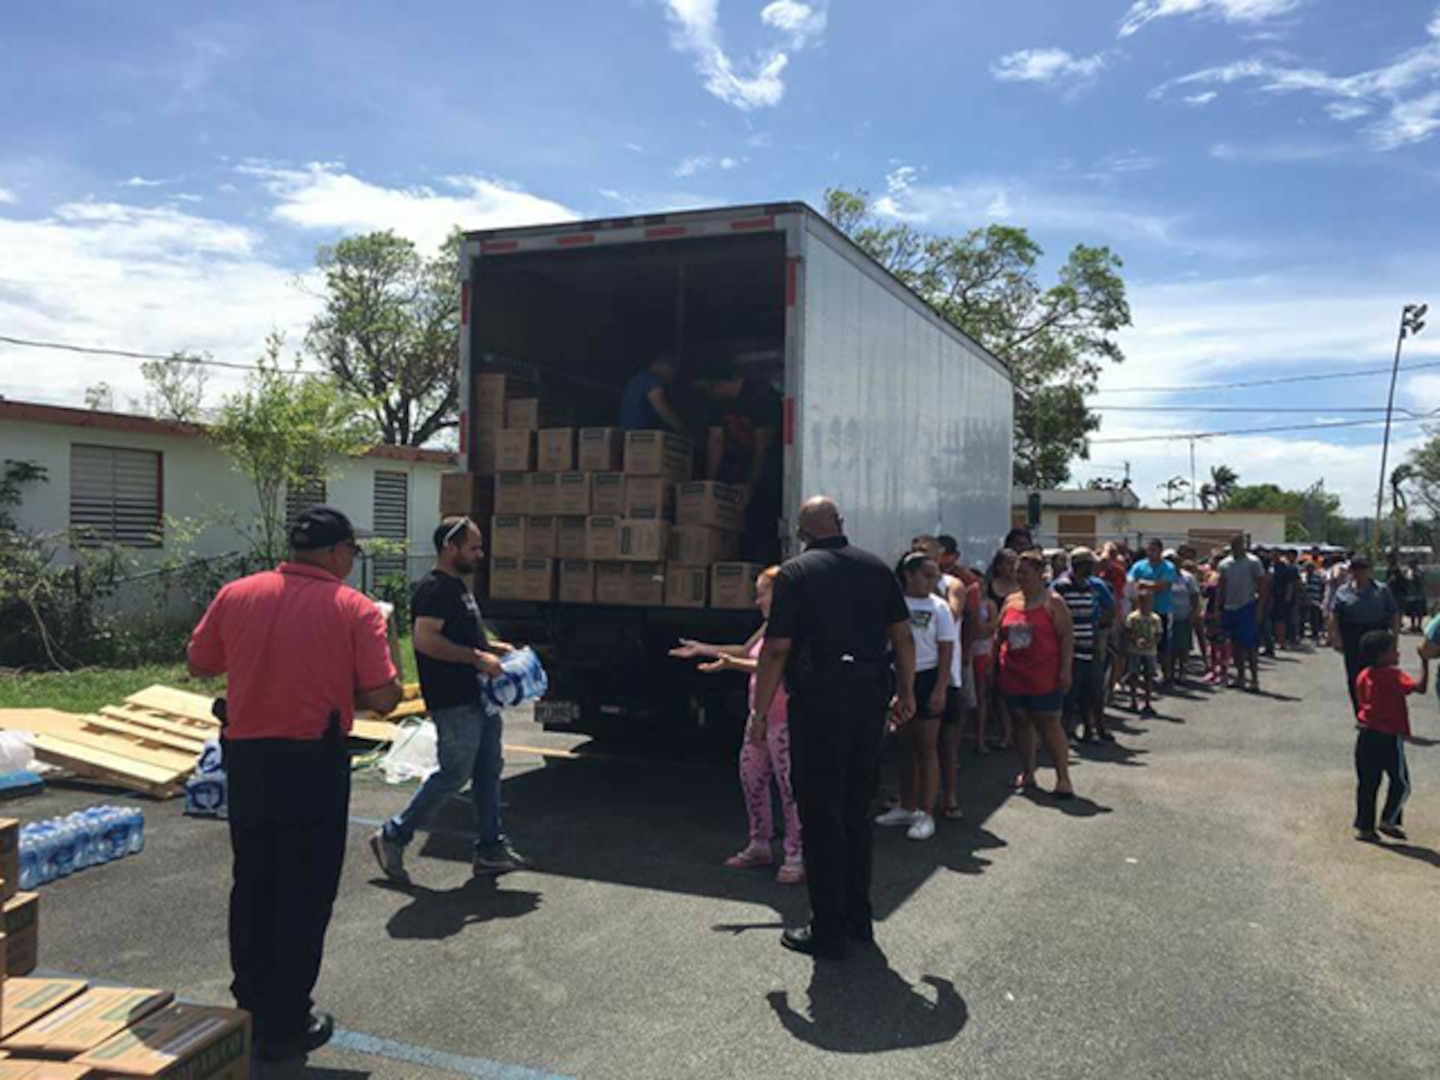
[285,471,327,527]
[69,444,162,548]
[373,470,409,580]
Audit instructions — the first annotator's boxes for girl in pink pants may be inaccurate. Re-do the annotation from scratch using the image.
[670,568,804,884]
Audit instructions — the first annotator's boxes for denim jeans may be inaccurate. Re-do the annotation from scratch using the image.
[384,698,506,855]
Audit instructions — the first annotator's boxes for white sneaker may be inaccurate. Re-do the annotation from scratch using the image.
[876,807,918,827]
[906,813,936,841]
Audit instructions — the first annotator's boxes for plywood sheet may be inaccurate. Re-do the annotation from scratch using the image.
[122,686,218,725]
[95,708,211,748]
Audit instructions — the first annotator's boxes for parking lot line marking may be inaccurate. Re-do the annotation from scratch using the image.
[331,1028,574,1080]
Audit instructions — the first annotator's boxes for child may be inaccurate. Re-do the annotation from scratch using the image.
[876,552,956,842]
[1203,566,1230,685]
[1353,629,1428,843]
[1125,584,1162,718]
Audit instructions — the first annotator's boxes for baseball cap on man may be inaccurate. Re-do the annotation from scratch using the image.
[289,505,370,550]
[1350,554,1373,570]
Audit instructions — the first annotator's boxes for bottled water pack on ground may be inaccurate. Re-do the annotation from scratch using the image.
[19,805,144,889]
[482,647,549,709]
[185,738,228,819]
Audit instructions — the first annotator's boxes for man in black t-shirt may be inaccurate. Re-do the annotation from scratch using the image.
[369,517,531,882]
[697,358,783,563]
[752,497,916,959]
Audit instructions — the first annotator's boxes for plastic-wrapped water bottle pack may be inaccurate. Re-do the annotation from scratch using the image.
[19,806,145,890]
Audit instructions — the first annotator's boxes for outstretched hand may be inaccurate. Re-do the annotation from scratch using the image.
[669,639,710,660]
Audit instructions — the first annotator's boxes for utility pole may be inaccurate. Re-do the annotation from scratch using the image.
[1188,437,1198,510]
[1374,303,1428,553]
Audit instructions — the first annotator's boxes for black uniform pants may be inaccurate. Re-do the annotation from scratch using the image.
[788,680,891,943]
[1354,728,1410,832]
[225,731,350,1045]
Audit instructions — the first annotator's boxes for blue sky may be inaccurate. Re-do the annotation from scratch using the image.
[3,0,1440,513]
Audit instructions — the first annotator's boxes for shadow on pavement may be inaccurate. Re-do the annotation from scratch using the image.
[766,945,967,1053]
[1378,842,1440,869]
[375,874,543,940]
[256,1061,370,1079]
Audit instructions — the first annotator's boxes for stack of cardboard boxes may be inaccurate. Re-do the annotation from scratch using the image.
[0,818,251,1078]
[440,374,768,610]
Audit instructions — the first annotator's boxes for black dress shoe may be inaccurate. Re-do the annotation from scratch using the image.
[256,1011,336,1063]
[780,926,846,959]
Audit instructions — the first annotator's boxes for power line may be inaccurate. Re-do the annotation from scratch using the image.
[1090,412,1440,446]
[0,334,311,376]
[1090,359,1440,396]
[1095,404,1397,415]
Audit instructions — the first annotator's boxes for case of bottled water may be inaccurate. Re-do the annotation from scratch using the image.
[19,805,145,889]
[482,647,549,709]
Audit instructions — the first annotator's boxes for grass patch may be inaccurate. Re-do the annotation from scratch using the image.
[0,637,420,715]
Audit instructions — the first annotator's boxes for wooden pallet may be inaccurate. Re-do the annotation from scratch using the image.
[0,709,192,798]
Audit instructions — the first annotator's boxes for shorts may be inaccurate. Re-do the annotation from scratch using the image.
[1004,690,1065,714]
[1066,656,1102,711]
[1127,654,1158,679]
[943,684,964,727]
[1169,617,1194,656]
[914,668,943,720]
[1223,602,1259,650]
[1204,617,1226,645]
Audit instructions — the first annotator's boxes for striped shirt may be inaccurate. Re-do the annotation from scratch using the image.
[1054,578,1098,662]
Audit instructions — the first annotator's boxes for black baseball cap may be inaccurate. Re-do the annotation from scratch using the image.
[1350,554,1373,570]
[289,505,369,550]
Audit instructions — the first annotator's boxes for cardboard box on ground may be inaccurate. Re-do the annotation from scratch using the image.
[5,894,36,977]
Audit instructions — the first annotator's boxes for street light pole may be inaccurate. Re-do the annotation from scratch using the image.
[1374,303,1428,553]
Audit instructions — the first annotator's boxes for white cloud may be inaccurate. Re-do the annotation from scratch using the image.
[1185,91,1220,106]
[1119,0,1303,38]
[0,200,318,408]
[122,176,171,188]
[672,156,710,178]
[991,48,1107,88]
[760,0,826,48]
[0,188,16,205]
[238,162,576,252]
[1208,140,1343,162]
[1155,8,1440,149]
[663,0,826,111]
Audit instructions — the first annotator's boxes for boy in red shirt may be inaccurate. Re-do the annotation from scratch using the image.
[1353,629,1428,843]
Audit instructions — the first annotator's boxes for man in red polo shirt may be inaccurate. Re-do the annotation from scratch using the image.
[188,506,401,1063]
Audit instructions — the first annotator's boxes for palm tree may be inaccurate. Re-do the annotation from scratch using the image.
[1198,483,1216,511]
[1158,476,1189,508]
[1209,465,1239,508]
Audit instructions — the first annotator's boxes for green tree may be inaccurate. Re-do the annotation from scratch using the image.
[137,351,210,422]
[304,229,461,447]
[824,188,1131,487]
[1225,480,1354,545]
[209,333,378,564]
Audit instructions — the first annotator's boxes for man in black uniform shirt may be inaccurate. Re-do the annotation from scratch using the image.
[370,516,532,881]
[697,358,783,563]
[752,497,917,959]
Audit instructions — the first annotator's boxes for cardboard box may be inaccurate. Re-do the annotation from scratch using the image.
[619,518,672,563]
[495,429,535,473]
[554,472,591,515]
[489,515,528,559]
[625,563,666,607]
[2,979,88,1042]
[493,473,530,515]
[623,431,692,480]
[489,556,523,601]
[527,516,559,559]
[591,473,626,516]
[558,560,596,603]
[0,821,15,904]
[594,562,629,605]
[474,373,537,415]
[711,562,767,610]
[4,894,35,977]
[440,473,497,518]
[668,526,741,567]
[2,986,173,1057]
[468,428,501,475]
[623,477,676,519]
[536,428,576,472]
[676,481,745,532]
[76,1002,250,1080]
[665,564,709,608]
[506,398,569,431]
[586,516,622,561]
[517,558,555,602]
[556,516,589,560]
[578,428,623,472]
[527,473,559,516]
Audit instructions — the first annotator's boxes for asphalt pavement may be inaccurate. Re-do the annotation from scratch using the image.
[24,641,1440,1079]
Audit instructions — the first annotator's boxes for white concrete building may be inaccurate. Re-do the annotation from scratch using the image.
[1012,488,1288,552]
[0,399,455,586]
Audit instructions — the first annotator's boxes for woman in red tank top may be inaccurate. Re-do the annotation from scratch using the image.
[997,550,1076,798]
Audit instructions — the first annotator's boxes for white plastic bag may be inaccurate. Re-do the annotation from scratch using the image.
[0,731,36,774]
[380,719,440,785]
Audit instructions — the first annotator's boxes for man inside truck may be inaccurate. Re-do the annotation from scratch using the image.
[696,357,783,563]
[619,352,690,436]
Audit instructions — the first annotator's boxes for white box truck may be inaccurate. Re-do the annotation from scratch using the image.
[456,202,1013,741]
